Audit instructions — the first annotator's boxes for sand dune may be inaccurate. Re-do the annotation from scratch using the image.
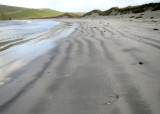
[0,18,160,114]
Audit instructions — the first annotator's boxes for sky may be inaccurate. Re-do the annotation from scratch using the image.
[0,0,160,12]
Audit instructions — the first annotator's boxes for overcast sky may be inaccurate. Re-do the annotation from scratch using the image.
[0,0,160,12]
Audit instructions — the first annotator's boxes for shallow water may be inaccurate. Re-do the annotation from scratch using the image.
[0,20,58,41]
[0,20,77,85]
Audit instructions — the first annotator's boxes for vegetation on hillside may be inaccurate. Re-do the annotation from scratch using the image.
[0,5,64,19]
[56,13,83,18]
[70,12,85,15]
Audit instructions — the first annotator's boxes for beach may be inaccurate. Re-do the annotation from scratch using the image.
[0,17,160,114]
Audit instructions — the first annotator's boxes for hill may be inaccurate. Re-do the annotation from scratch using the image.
[83,2,160,17]
[0,4,64,20]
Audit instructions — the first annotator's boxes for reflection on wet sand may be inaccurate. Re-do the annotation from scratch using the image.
[0,21,77,86]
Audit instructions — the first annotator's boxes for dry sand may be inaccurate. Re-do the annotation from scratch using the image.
[0,17,160,114]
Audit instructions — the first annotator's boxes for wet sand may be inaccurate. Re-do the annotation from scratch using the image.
[0,18,160,114]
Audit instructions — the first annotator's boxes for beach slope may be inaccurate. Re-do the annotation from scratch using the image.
[0,18,160,114]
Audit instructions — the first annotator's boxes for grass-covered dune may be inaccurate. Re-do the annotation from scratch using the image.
[0,4,64,20]
[83,2,160,17]
[82,9,103,17]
